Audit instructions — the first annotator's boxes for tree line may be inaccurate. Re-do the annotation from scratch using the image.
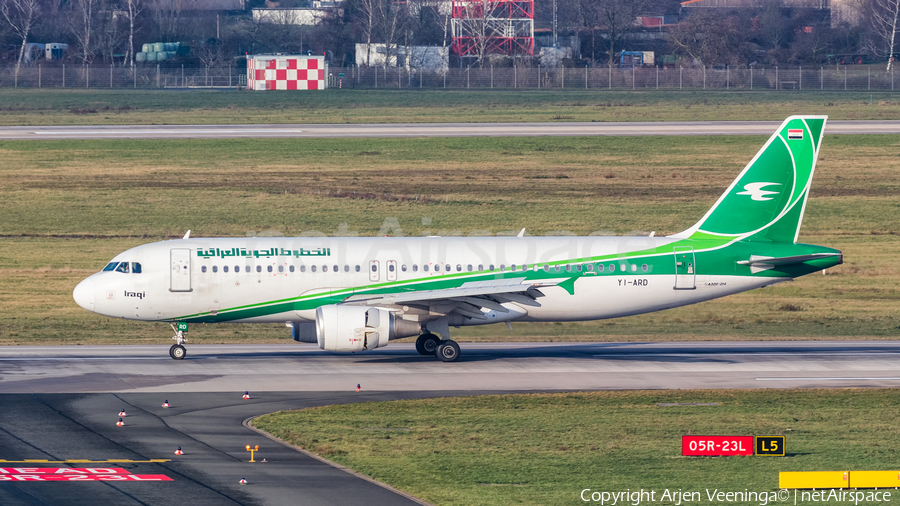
[1,0,897,71]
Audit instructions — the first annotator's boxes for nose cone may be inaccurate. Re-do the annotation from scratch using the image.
[73,277,95,311]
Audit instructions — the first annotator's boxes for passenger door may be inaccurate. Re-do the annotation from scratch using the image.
[673,247,696,290]
[170,249,192,292]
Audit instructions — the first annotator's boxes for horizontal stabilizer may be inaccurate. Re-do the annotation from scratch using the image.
[737,253,842,273]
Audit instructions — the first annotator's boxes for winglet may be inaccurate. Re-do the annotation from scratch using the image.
[183,230,191,240]
[517,228,526,238]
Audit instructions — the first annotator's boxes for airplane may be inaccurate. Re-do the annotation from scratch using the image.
[73,115,842,362]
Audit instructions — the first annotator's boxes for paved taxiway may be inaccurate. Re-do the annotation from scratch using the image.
[0,120,899,139]
[2,342,899,505]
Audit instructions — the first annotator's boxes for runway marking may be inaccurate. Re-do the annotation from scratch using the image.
[0,459,171,463]
[755,377,900,381]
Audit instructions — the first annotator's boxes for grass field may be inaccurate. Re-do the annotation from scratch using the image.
[0,134,897,345]
[0,89,899,125]
[253,389,900,506]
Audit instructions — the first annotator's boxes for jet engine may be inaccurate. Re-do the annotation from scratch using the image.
[315,305,421,352]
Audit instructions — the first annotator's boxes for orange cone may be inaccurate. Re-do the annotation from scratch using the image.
[174,446,183,456]
[242,391,250,400]
[118,410,127,417]
[239,478,247,484]
[162,400,170,408]
[116,418,124,427]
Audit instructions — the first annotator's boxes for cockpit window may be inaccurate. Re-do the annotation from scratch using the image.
[115,262,130,273]
[132,262,142,274]
[103,262,118,271]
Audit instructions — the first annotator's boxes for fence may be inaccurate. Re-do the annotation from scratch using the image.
[0,64,245,89]
[0,63,896,91]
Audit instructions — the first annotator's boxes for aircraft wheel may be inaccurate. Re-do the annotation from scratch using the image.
[436,340,460,362]
[416,333,441,355]
[169,344,187,360]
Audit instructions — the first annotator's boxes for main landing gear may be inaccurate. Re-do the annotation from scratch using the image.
[415,333,461,362]
[169,323,187,360]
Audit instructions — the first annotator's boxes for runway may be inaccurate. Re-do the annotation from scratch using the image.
[1,341,899,505]
[3,341,900,393]
[0,120,899,139]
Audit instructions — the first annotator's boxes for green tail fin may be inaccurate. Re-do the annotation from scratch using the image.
[672,115,827,243]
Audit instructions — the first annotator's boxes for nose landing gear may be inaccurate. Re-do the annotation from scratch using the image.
[169,322,187,360]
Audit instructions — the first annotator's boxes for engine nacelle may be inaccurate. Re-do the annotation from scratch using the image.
[315,305,421,352]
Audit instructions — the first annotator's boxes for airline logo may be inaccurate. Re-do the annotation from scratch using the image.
[737,182,782,201]
[787,129,803,140]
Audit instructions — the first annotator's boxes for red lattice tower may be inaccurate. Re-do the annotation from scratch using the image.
[451,0,534,57]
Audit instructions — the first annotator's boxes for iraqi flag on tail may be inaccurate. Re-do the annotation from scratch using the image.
[788,128,804,140]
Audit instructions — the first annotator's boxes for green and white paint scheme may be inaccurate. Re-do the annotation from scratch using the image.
[73,116,842,362]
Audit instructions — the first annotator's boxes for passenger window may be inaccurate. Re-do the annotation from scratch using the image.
[256,265,262,273]
[598,264,604,272]
[223,266,229,273]
[278,265,284,273]
[554,265,561,272]
[401,264,407,272]
[620,264,626,272]
[132,262,142,274]
[565,265,571,272]
[103,262,118,271]
[500,265,505,271]
[289,265,295,273]
[115,262,129,273]
[576,264,582,272]
[631,264,637,272]
[412,264,418,272]
[267,265,273,273]
[389,264,395,272]
[585,264,592,272]
[300,265,306,272]
[371,264,376,272]
[609,264,615,272]
[642,264,649,272]
[457,264,462,272]
[355,265,360,272]
[478,264,483,270]
[489,264,494,271]
[234,265,239,272]
[467,264,473,271]
[245,266,251,273]
[323,265,328,272]
[423,265,429,272]
[445,264,451,272]
[345,265,350,272]
[212,266,218,273]
[543,264,549,272]
[311,265,317,272]
[333,265,338,272]
[201,266,207,273]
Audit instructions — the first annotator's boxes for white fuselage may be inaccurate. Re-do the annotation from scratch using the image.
[73,236,784,326]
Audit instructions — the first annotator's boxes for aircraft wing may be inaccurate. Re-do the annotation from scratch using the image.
[342,277,561,320]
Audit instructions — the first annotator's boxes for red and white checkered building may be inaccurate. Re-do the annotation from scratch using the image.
[246,55,327,90]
